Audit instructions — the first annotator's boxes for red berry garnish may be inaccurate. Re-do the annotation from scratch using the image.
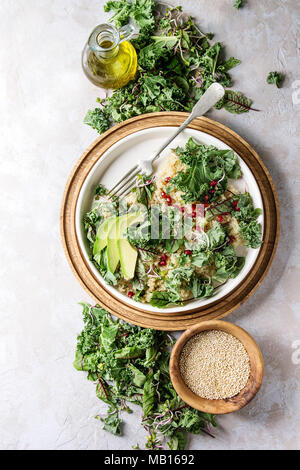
[229,236,235,244]
[146,179,152,184]
[234,206,240,212]
[192,211,196,218]
[166,196,172,204]
[218,215,223,222]
[210,189,215,194]
[165,177,171,183]
[233,200,238,206]
[204,195,209,202]
[192,204,196,211]
[161,191,166,198]
[181,207,185,213]
[184,250,192,255]
[159,260,167,267]
[210,180,217,187]
[128,291,134,298]
[161,254,167,261]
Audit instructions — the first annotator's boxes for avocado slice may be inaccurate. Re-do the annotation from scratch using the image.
[118,213,143,281]
[107,218,120,273]
[106,212,143,276]
[93,216,115,256]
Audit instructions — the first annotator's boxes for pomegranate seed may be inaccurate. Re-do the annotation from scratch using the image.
[233,200,238,206]
[210,180,217,187]
[234,206,240,212]
[159,260,167,267]
[166,196,172,204]
[161,254,167,261]
[229,236,235,244]
[218,215,223,222]
[165,177,171,183]
[181,207,185,213]
[146,179,152,184]
[184,250,192,255]
[204,195,209,202]
[192,204,196,211]
[192,211,196,218]
[128,291,134,298]
[161,191,167,198]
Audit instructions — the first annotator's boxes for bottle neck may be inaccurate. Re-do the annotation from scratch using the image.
[89,24,120,60]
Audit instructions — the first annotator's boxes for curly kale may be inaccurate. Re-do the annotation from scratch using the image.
[85,1,255,134]
[267,71,285,88]
[234,0,245,8]
[74,303,217,449]
[171,137,241,203]
[83,108,110,134]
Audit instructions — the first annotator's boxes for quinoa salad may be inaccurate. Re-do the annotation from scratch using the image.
[83,138,263,308]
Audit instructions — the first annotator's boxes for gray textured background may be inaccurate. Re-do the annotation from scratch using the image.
[0,0,299,450]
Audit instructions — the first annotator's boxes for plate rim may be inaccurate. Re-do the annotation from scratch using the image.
[60,112,280,330]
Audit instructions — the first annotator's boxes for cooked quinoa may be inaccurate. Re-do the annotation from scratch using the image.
[84,138,263,308]
[179,330,250,399]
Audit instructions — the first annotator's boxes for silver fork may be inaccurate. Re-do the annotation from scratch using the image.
[107,82,225,200]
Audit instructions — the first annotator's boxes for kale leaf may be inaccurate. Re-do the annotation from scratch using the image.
[234,0,245,8]
[267,71,285,88]
[192,278,214,299]
[239,220,262,249]
[150,290,181,308]
[83,108,110,134]
[213,245,245,283]
[74,302,217,449]
[85,1,256,135]
[207,222,227,250]
[172,138,241,202]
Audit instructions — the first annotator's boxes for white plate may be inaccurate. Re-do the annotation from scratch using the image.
[76,127,264,314]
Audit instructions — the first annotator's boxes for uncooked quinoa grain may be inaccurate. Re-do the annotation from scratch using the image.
[179,330,250,400]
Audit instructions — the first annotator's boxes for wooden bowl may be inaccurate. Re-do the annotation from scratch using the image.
[170,320,264,414]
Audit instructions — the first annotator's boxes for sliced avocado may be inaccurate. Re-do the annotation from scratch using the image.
[118,213,143,281]
[106,212,143,275]
[118,238,138,281]
[93,216,115,256]
[107,218,120,273]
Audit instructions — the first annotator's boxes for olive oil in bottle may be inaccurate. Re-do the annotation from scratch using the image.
[82,24,138,90]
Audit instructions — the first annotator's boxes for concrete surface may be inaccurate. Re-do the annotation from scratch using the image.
[0,0,299,450]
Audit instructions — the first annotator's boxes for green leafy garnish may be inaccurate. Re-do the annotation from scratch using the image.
[150,290,181,308]
[192,278,214,299]
[213,245,245,283]
[234,0,245,9]
[207,222,227,250]
[83,108,110,134]
[267,71,285,88]
[217,90,258,114]
[172,137,241,203]
[85,1,256,135]
[239,220,262,249]
[74,303,217,448]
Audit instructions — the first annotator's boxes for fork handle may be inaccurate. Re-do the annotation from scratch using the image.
[152,82,225,164]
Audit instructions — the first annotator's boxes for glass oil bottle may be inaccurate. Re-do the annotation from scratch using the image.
[82,23,138,90]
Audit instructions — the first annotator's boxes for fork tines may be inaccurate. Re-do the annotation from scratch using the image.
[107,165,141,200]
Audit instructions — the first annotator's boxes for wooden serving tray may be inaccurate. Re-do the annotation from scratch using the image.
[60,113,279,330]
